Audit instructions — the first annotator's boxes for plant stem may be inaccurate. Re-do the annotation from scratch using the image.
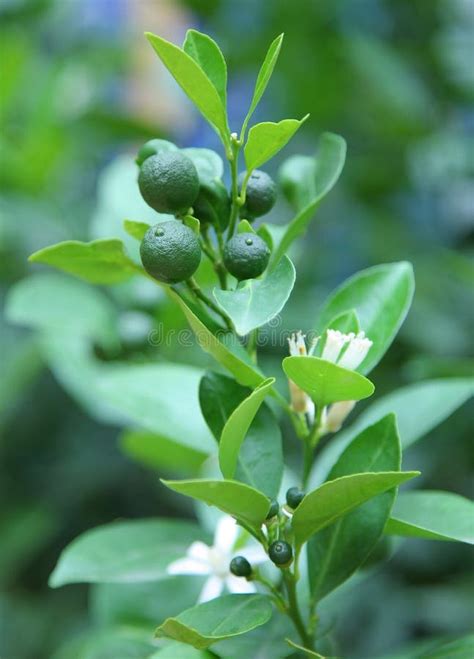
[253,571,287,611]
[185,277,232,330]
[227,137,242,237]
[283,570,314,651]
[247,328,258,362]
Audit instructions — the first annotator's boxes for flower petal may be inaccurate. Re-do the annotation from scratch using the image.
[187,541,212,563]
[226,575,257,594]
[337,334,372,370]
[321,329,350,363]
[240,545,268,564]
[167,557,211,576]
[214,515,239,553]
[198,575,224,603]
[324,400,356,432]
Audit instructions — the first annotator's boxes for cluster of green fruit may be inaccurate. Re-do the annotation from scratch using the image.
[230,487,306,578]
[136,139,277,285]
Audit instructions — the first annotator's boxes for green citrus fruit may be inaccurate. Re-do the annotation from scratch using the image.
[223,232,270,281]
[238,169,277,218]
[286,487,305,509]
[138,151,199,215]
[140,221,201,283]
[266,499,279,519]
[229,556,252,577]
[135,139,177,166]
[193,178,230,230]
[269,540,293,567]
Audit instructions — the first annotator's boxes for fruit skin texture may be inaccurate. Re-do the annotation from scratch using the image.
[269,540,293,566]
[286,487,305,509]
[140,221,201,284]
[223,232,270,281]
[138,151,199,215]
[229,556,252,578]
[239,169,277,218]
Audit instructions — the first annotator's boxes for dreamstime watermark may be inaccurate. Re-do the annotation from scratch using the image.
[148,314,320,349]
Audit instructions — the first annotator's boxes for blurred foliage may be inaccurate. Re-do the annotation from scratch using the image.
[0,0,472,657]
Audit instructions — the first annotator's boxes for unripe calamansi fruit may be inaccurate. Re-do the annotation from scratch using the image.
[138,151,199,215]
[238,169,277,219]
[223,232,270,281]
[140,221,201,284]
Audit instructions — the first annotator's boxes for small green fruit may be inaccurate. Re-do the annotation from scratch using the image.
[229,556,252,577]
[269,540,293,567]
[223,232,270,281]
[239,169,277,218]
[138,151,199,215]
[286,487,305,509]
[140,221,201,284]
[266,499,279,519]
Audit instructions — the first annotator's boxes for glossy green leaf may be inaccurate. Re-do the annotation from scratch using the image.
[146,33,230,151]
[120,430,207,475]
[97,362,215,454]
[320,309,360,336]
[244,117,308,173]
[285,639,324,658]
[292,470,419,548]
[123,219,150,241]
[151,641,213,658]
[237,219,255,234]
[5,273,117,346]
[316,261,415,374]
[279,154,317,211]
[214,256,296,336]
[49,519,207,587]
[52,627,157,659]
[29,239,141,285]
[271,132,346,266]
[170,289,265,388]
[219,378,275,479]
[199,372,283,498]
[308,414,401,601]
[386,490,474,544]
[182,147,224,183]
[155,594,273,649]
[183,214,200,235]
[183,30,227,107]
[162,479,271,533]
[241,33,284,138]
[312,378,474,485]
[282,356,374,408]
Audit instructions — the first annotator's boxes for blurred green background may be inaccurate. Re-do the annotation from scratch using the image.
[1,1,473,657]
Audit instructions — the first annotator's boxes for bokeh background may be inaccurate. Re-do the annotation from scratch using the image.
[1,1,473,657]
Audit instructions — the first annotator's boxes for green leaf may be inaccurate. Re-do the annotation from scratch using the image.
[279,154,317,211]
[307,414,401,601]
[170,289,265,388]
[155,594,273,649]
[244,117,308,173]
[199,372,283,498]
[181,147,224,183]
[120,430,207,475]
[282,356,374,408]
[49,519,207,587]
[291,470,419,548]
[146,33,230,151]
[183,215,200,235]
[5,273,117,347]
[219,378,275,479]
[386,490,474,544]
[151,641,213,658]
[162,479,271,533]
[312,378,474,485]
[183,30,227,108]
[320,309,360,336]
[123,219,150,241]
[97,362,215,454]
[29,239,141,285]
[285,639,324,658]
[241,33,284,138]
[237,219,255,234]
[214,256,296,336]
[315,261,415,374]
[270,132,346,266]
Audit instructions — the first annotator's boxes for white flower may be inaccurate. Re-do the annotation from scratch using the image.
[167,516,267,603]
[321,330,373,371]
[324,400,356,432]
[287,332,316,421]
